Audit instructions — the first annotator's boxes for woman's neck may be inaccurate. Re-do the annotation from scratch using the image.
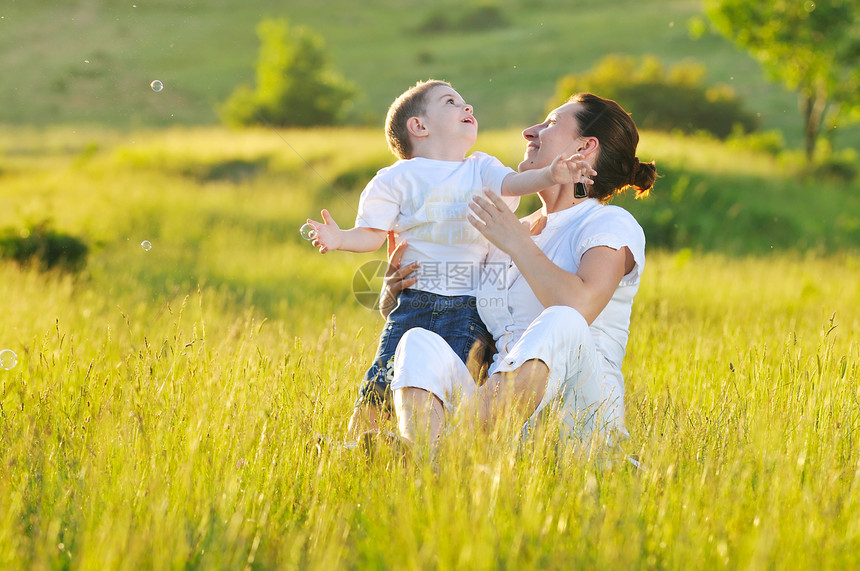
[538,183,588,214]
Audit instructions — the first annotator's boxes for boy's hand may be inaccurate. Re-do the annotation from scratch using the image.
[306,209,342,254]
[549,153,596,186]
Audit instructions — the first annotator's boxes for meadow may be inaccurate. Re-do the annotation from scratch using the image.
[3,0,859,151]
[2,123,860,568]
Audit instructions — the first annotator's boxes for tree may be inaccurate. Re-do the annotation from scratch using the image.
[705,0,860,162]
[550,54,757,139]
[219,19,357,128]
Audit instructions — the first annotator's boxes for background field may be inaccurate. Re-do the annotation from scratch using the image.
[2,0,859,151]
[3,0,860,568]
[1,123,860,568]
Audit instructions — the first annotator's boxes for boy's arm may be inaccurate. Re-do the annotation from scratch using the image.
[500,153,596,197]
[306,209,387,254]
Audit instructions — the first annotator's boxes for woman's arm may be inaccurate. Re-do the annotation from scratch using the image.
[468,191,632,324]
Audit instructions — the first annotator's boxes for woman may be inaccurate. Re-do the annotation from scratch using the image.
[386,93,657,446]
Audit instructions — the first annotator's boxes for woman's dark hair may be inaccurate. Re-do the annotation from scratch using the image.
[571,93,657,202]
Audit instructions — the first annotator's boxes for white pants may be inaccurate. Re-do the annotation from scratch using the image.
[390,305,626,442]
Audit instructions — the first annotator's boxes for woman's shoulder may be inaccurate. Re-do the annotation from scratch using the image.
[588,202,637,221]
[576,203,646,281]
[582,203,643,233]
[571,203,645,252]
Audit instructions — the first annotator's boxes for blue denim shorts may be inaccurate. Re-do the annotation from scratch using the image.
[356,288,492,411]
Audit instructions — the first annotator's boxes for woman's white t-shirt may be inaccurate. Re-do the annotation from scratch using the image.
[477,198,646,396]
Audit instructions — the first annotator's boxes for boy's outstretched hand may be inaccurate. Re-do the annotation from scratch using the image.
[305,209,342,254]
[550,153,596,187]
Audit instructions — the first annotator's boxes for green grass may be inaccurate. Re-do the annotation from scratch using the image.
[2,125,860,568]
[2,248,859,568]
[2,0,859,151]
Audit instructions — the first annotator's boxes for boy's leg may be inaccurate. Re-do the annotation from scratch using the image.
[350,290,433,438]
[390,327,477,444]
[393,387,445,445]
[346,403,382,439]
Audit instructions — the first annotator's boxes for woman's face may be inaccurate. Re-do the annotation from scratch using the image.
[518,102,585,173]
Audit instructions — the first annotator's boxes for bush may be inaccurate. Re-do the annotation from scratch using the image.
[219,19,357,128]
[810,148,858,182]
[0,221,88,271]
[550,55,758,138]
[415,2,508,34]
[726,125,785,155]
[460,3,509,30]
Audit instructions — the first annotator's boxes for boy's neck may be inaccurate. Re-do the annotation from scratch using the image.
[410,138,470,162]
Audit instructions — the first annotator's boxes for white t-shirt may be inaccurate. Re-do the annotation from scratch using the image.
[477,198,646,395]
[355,152,519,296]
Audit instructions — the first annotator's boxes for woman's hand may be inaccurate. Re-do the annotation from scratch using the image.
[467,190,533,256]
[379,231,419,319]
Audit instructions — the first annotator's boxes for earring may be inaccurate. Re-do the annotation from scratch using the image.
[574,182,588,199]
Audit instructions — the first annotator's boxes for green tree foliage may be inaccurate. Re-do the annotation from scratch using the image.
[549,55,757,139]
[219,19,357,128]
[704,0,860,161]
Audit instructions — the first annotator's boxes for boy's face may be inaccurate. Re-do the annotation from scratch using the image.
[416,85,478,150]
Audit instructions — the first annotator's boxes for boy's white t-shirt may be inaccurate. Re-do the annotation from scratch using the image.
[355,152,519,296]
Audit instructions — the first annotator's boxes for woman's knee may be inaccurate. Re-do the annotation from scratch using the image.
[525,306,592,352]
[539,305,588,330]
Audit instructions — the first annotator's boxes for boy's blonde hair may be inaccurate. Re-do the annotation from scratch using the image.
[385,79,451,160]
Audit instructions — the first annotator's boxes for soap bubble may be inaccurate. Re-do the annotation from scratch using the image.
[141,240,152,251]
[300,223,316,241]
[0,349,17,370]
[150,80,163,92]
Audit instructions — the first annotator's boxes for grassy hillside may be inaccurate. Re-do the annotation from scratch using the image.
[1,124,860,567]
[3,0,858,151]
[2,123,858,292]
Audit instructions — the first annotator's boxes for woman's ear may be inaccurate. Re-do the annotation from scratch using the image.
[407,117,428,138]
[579,136,599,157]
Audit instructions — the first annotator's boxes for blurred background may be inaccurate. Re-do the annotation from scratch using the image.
[2,0,857,144]
[1,0,859,322]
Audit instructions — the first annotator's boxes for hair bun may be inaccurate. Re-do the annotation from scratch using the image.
[629,158,640,186]
[630,158,657,198]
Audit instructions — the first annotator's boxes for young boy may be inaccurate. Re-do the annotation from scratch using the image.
[303,79,592,432]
